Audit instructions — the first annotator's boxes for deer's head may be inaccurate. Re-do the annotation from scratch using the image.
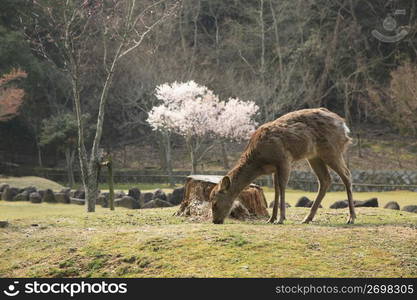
[210,176,234,224]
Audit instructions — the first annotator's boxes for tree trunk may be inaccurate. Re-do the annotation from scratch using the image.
[107,156,115,211]
[162,132,175,187]
[84,158,100,212]
[65,148,75,188]
[36,141,43,167]
[220,141,230,170]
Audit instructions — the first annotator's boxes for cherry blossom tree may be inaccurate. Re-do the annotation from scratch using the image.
[147,81,258,174]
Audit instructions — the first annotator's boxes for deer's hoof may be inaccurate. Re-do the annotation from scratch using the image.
[346,216,356,224]
[276,219,285,225]
[267,217,276,224]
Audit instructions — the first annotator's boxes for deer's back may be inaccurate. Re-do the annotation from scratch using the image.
[246,108,351,162]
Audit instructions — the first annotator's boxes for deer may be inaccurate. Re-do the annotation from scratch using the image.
[210,108,356,225]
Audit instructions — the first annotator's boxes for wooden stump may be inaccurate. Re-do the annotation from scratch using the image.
[175,175,269,221]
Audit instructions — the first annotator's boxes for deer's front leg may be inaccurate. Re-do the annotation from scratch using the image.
[267,172,279,223]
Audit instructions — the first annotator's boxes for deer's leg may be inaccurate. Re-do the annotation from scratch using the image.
[267,172,279,223]
[276,162,290,224]
[325,156,356,224]
[302,157,331,224]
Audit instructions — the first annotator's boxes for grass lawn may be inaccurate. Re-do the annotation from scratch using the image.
[1,193,416,278]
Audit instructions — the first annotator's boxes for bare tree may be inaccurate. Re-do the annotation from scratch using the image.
[24,0,179,212]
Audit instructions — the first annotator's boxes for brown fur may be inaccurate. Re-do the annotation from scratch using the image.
[210,108,356,224]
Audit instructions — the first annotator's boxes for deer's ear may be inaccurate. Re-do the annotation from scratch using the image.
[219,176,231,192]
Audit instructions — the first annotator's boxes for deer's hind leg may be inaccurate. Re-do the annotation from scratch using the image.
[302,157,331,224]
[324,155,356,224]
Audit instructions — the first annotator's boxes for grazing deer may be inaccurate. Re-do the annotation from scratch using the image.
[210,108,355,225]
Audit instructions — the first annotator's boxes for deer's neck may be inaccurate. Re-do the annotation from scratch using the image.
[227,160,261,198]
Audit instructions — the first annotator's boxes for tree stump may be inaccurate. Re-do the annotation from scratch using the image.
[175,175,269,221]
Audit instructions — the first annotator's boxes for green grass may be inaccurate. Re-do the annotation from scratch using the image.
[1,196,416,278]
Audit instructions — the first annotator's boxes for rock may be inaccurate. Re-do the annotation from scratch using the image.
[330,200,348,209]
[73,189,85,199]
[142,198,173,209]
[229,201,250,220]
[331,198,379,209]
[1,187,19,201]
[13,191,29,201]
[295,196,313,207]
[97,193,109,207]
[29,192,42,203]
[355,198,378,207]
[70,198,85,205]
[60,188,71,195]
[38,190,45,199]
[153,189,167,201]
[114,191,126,199]
[141,192,153,203]
[268,200,291,208]
[0,221,9,228]
[114,196,140,209]
[20,186,37,194]
[55,192,70,204]
[42,189,56,203]
[402,205,417,213]
[169,187,184,205]
[128,188,141,201]
[0,183,9,192]
[384,201,400,210]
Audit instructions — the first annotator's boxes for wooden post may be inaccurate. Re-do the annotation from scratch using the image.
[107,155,115,211]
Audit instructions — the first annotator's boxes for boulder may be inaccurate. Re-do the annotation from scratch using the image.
[114,191,126,199]
[141,192,153,203]
[97,193,109,207]
[13,191,29,201]
[330,200,348,209]
[142,198,173,209]
[60,188,71,195]
[0,221,8,228]
[1,187,19,201]
[295,196,320,208]
[55,192,70,204]
[153,189,167,201]
[402,205,417,213]
[169,187,184,205]
[355,198,378,207]
[330,198,379,209]
[70,198,85,205]
[38,190,46,199]
[269,200,291,208]
[73,189,85,199]
[29,192,42,203]
[128,188,141,201]
[20,186,37,194]
[384,201,400,210]
[229,201,250,220]
[42,189,56,203]
[114,196,140,209]
[0,183,9,192]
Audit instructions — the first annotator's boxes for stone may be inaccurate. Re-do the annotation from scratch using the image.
[295,196,313,208]
[142,198,173,209]
[60,188,71,195]
[128,188,141,201]
[70,198,85,205]
[42,189,56,203]
[114,191,126,199]
[169,187,184,205]
[13,191,29,201]
[153,189,167,201]
[114,196,140,209]
[0,221,9,228]
[1,187,19,201]
[29,192,42,203]
[402,205,417,213]
[73,189,85,199]
[38,190,45,199]
[55,192,70,204]
[97,193,109,207]
[20,186,37,194]
[0,183,9,192]
[330,200,348,209]
[384,201,400,210]
[355,198,378,207]
[229,201,250,220]
[142,192,153,203]
[269,201,291,208]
